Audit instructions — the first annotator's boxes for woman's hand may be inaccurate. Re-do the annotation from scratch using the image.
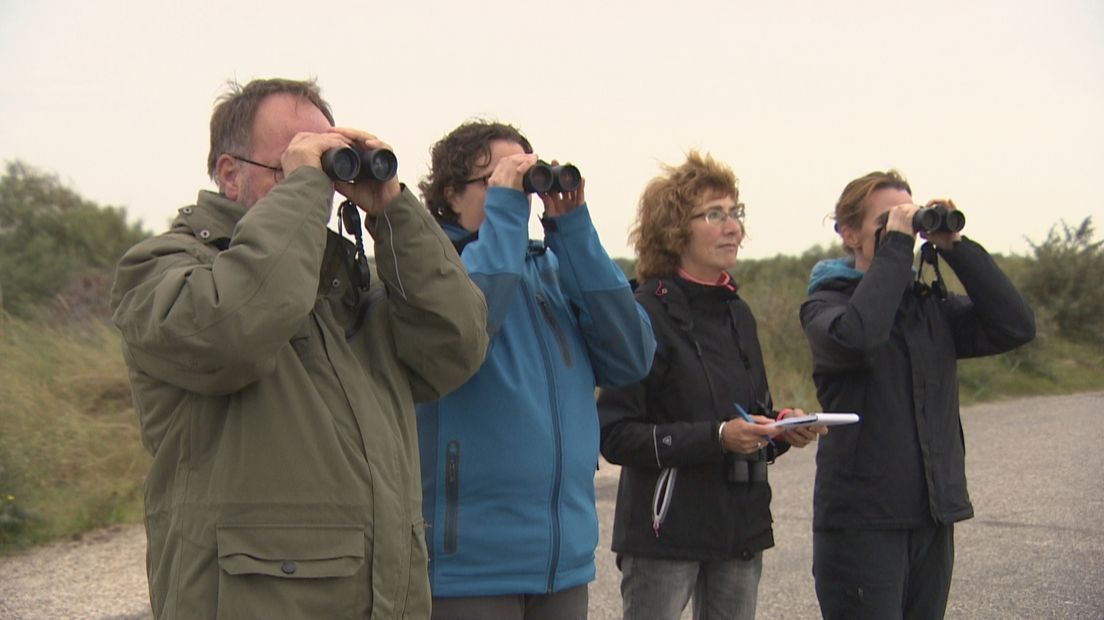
[721,415,783,454]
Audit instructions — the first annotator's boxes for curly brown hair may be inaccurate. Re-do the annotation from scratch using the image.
[419,120,533,223]
[833,169,912,254]
[207,78,334,183]
[631,151,741,281]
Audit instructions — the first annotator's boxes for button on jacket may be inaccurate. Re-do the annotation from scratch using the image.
[110,168,488,619]
[800,233,1035,530]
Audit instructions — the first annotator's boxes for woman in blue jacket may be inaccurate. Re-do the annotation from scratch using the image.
[416,121,656,620]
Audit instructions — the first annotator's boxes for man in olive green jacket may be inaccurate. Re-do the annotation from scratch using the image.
[110,78,488,619]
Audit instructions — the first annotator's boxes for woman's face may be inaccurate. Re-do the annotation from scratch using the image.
[678,192,745,280]
[446,139,526,232]
[841,187,912,271]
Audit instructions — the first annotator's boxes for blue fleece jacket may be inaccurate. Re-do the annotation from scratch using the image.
[416,187,656,597]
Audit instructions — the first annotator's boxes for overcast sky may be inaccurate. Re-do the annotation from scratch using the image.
[2,0,1101,260]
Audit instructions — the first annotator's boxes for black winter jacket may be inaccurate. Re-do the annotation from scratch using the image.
[800,233,1035,530]
[598,275,787,561]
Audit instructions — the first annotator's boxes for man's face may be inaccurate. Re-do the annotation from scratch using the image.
[233,93,333,208]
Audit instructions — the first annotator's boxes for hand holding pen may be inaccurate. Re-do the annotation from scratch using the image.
[720,403,784,454]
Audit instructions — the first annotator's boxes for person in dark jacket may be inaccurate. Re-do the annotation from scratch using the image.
[598,151,825,620]
[415,121,657,620]
[801,169,1036,619]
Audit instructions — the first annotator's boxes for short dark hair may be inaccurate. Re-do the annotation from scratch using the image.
[419,121,533,223]
[207,78,334,182]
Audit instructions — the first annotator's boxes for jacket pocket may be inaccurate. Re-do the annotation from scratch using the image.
[216,524,369,619]
[535,292,575,368]
[444,440,460,555]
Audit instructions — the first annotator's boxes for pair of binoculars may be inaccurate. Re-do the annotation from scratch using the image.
[877,203,966,234]
[522,161,581,194]
[321,147,398,183]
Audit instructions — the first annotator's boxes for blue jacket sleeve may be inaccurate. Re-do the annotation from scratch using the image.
[542,204,656,387]
[455,187,531,337]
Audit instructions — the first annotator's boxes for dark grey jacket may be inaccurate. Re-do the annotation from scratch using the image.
[801,233,1035,530]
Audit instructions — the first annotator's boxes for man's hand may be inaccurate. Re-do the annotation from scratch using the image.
[281,131,352,178]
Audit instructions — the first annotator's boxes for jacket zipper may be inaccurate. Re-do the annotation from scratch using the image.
[444,440,460,555]
[535,292,574,368]
[522,280,563,593]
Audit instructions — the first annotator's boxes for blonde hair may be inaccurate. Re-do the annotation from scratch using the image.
[631,150,741,281]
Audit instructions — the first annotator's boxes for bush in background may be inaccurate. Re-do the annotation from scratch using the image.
[1020,217,1104,346]
[0,161,148,320]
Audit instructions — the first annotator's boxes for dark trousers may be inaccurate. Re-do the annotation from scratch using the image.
[813,524,955,620]
[430,584,588,620]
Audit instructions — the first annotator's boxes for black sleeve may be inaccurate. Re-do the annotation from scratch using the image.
[597,350,726,470]
[800,232,916,372]
[938,237,1036,357]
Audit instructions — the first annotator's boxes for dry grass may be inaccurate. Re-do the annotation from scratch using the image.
[0,314,148,552]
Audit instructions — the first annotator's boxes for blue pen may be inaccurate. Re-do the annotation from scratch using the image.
[733,402,776,449]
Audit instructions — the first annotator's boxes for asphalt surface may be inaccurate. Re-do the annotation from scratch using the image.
[1,392,1101,619]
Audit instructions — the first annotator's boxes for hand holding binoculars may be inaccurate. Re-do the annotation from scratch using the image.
[877,203,965,235]
[522,161,581,194]
[321,146,398,183]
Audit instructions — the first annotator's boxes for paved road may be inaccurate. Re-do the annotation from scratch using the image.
[2,392,1102,619]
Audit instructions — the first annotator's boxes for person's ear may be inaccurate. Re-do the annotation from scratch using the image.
[443,184,458,210]
[839,224,861,251]
[215,154,242,202]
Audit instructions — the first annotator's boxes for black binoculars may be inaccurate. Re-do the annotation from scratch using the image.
[876,203,965,234]
[726,452,768,484]
[522,161,581,194]
[321,147,398,183]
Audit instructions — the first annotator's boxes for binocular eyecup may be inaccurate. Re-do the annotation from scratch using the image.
[876,203,965,236]
[321,147,398,183]
[522,161,581,194]
[915,204,965,233]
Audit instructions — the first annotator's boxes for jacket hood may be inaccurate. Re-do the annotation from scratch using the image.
[808,257,863,294]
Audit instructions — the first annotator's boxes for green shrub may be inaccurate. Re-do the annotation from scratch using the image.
[1020,217,1104,346]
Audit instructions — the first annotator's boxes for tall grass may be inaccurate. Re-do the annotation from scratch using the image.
[0,313,147,552]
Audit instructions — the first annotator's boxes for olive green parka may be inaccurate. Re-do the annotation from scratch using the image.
[110,168,488,619]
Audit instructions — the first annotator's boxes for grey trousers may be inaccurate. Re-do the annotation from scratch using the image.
[619,553,763,620]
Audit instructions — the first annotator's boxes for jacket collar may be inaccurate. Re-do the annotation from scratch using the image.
[169,190,248,250]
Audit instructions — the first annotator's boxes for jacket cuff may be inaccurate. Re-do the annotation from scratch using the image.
[541,203,593,236]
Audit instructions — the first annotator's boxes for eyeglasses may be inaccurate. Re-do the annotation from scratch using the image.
[230,154,284,183]
[462,174,491,187]
[690,205,746,226]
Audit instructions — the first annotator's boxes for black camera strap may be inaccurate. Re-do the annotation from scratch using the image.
[916,241,948,300]
[338,200,373,339]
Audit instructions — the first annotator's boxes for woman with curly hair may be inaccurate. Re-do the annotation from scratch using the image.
[598,151,825,620]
